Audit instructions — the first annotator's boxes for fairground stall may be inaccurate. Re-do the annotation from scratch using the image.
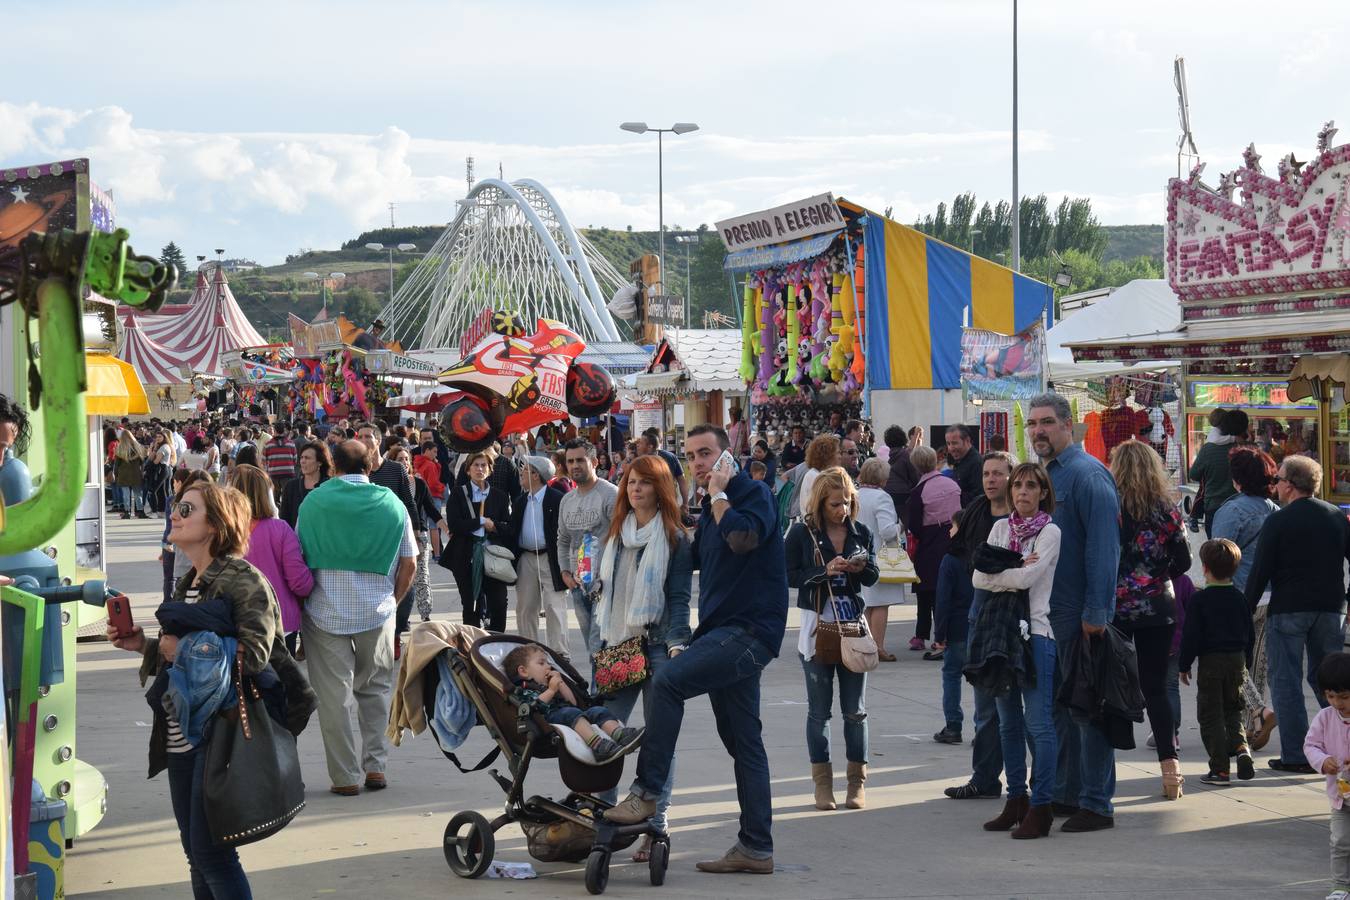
[633,328,746,448]
[716,193,1054,443]
[1066,122,1350,507]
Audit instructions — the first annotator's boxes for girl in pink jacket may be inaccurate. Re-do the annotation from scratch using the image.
[1303,652,1350,900]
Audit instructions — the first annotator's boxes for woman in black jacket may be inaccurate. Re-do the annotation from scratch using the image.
[440,447,515,632]
[278,441,331,529]
[786,466,879,814]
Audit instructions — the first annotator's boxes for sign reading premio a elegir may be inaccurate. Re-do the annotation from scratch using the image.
[715,193,844,252]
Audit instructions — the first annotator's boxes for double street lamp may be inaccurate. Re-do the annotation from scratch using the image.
[619,121,699,302]
[302,271,345,317]
[364,242,418,300]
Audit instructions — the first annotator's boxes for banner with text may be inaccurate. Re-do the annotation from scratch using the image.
[715,193,844,252]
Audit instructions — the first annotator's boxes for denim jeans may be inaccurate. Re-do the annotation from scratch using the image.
[996,634,1058,806]
[630,625,775,855]
[166,746,253,899]
[602,643,674,830]
[569,588,601,659]
[942,617,970,730]
[1052,631,1118,816]
[799,654,868,764]
[1266,610,1346,765]
[970,682,1004,795]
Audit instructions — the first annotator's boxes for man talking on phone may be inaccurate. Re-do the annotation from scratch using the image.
[605,424,787,875]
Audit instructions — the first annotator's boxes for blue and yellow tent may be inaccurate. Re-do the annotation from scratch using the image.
[861,213,1052,390]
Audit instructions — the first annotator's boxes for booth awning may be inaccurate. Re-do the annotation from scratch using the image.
[634,371,688,393]
[85,353,148,416]
[1288,355,1350,402]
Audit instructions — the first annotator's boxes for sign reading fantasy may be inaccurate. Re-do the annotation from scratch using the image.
[1167,121,1350,308]
[715,193,844,252]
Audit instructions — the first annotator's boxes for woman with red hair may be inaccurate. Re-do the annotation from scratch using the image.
[592,453,693,859]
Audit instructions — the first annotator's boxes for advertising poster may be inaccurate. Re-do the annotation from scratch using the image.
[960,322,1046,400]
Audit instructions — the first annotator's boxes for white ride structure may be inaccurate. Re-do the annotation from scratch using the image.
[378,178,628,348]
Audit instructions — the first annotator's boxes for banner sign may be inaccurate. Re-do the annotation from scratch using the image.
[632,398,663,436]
[646,293,684,326]
[1189,380,1315,410]
[723,231,840,272]
[1167,136,1350,306]
[715,193,843,252]
[289,314,343,356]
[364,349,440,380]
[960,322,1046,400]
[459,306,494,357]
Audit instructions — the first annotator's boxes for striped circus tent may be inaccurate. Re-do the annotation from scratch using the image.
[862,214,1052,390]
[118,263,267,385]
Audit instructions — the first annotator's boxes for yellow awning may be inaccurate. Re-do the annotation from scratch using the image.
[85,353,148,416]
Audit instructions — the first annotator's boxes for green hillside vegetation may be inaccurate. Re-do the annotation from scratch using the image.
[163,214,1164,344]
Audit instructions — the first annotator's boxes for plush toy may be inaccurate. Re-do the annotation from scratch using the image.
[758,276,775,388]
[739,280,756,383]
[785,283,800,383]
[795,337,814,387]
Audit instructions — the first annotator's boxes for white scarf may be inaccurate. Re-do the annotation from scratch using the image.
[595,512,671,646]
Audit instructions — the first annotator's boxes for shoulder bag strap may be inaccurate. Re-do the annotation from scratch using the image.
[807,526,836,616]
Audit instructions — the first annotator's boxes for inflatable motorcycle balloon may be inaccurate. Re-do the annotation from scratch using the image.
[437,315,616,452]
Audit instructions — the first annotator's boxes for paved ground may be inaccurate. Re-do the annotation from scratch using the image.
[65,516,1335,899]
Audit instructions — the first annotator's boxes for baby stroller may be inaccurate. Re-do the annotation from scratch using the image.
[426,633,668,895]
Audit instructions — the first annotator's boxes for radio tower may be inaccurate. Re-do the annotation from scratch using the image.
[388,202,396,228]
[466,156,475,194]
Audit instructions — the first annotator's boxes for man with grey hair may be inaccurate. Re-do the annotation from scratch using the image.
[509,455,570,655]
[1026,391,1122,833]
[1244,453,1350,774]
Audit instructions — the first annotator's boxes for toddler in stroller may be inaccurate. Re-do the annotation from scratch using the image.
[504,642,644,762]
[427,633,669,895]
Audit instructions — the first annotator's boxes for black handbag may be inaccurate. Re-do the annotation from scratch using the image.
[204,655,306,847]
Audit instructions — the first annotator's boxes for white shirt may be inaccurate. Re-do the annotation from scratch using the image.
[520,485,548,551]
[171,431,187,461]
[971,519,1062,638]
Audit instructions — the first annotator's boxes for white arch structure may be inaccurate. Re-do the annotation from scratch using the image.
[378,178,627,349]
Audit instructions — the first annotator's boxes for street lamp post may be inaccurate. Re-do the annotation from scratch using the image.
[302,271,346,317]
[619,122,699,296]
[364,242,418,300]
[674,234,700,328]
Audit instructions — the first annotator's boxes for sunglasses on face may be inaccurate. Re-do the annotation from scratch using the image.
[175,500,196,519]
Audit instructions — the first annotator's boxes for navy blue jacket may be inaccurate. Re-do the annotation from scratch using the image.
[691,470,788,655]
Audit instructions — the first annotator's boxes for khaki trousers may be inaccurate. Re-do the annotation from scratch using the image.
[514,550,569,657]
[301,616,396,788]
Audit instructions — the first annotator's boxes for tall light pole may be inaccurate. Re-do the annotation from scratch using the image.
[1011,0,1020,272]
[302,271,346,318]
[619,122,699,295]
[674,233,699,328]
[364,242,418,300]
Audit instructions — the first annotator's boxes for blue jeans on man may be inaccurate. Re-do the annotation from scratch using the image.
[941,617,970,731]
[1266,610,1346,765]
[569,588,601,659]
[996,634,1059,806]
[627,625,775,856]
[1052,631,1117,817]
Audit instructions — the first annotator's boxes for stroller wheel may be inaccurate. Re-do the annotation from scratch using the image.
[584,847,611,895]
[444,811,495,878]
[648,837,669,886]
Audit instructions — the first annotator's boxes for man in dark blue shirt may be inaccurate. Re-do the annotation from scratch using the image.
[605,424,786,875]
[1028,392,1122,834]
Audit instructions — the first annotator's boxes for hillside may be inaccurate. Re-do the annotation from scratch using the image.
[171,220,1165,343]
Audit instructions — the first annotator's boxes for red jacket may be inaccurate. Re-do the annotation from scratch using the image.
[413,454,444,497]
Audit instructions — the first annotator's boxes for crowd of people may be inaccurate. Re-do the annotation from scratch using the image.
[82,390,1350,897]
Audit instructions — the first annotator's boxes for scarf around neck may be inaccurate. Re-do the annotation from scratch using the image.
[1007,510,1052,554]
[595,512,672,646]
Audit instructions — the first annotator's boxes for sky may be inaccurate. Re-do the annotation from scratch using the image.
[2,0,1346,265]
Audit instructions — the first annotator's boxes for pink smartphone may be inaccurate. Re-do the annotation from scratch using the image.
[106,595,135,638]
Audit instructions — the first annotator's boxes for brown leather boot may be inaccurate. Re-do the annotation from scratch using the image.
[845,761,867,809]
[983,794,1029,831]
[1011,803,1053,839]
[811,762,836,811]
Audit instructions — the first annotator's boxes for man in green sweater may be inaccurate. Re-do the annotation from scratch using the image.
[298,439,417,796]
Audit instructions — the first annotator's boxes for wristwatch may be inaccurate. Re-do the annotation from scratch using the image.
[710,491,729,504]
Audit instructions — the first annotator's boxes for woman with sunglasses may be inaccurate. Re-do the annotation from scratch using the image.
[107,481,312,899]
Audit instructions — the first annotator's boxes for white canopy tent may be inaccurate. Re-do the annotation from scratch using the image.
[1046,279,1181,383]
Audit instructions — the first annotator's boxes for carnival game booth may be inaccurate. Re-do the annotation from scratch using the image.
[1065,122,1350,507]
[717,194,1053,439]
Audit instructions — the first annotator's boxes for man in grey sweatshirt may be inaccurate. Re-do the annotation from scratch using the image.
[556,438,618,659]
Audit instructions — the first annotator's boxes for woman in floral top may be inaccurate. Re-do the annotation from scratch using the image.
[1111,440,1193,800]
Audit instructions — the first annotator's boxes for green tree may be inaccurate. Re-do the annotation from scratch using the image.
[160,242,188,280]
[335,285,383,325]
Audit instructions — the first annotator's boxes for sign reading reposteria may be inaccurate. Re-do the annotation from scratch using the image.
[715,193,844,252]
